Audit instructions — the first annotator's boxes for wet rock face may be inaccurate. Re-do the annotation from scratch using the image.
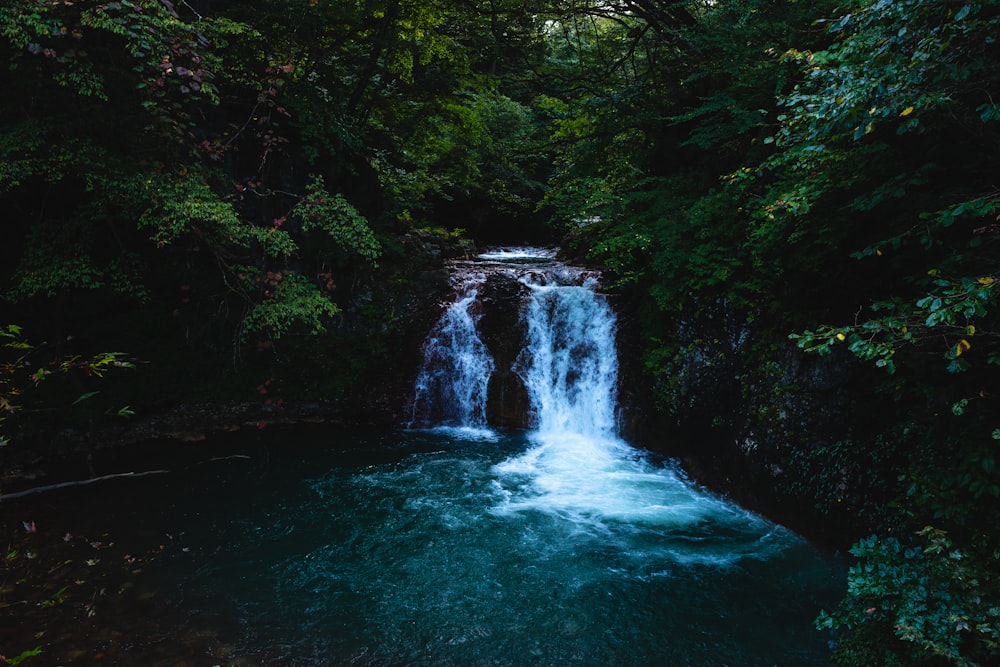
[477,272,530,428]
[609,290,865,544]
[340,236,463,422]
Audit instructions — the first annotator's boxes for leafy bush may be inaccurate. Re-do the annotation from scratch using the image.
[820,528,1000,666]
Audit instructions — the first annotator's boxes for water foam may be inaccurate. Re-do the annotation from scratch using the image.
[487,259,786,563]
[412,248,797,564]
[477,247,557,262]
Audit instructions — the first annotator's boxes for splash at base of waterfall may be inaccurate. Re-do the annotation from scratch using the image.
[126,426,842,666]
[410,248,787,562]
[419,424,500,442]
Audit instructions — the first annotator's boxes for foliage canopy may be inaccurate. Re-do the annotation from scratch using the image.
[2,0,999,664]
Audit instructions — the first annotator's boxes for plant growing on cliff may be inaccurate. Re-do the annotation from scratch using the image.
[1,646,42,666]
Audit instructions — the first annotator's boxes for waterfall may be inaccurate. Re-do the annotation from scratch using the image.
[410,248,619,437]
[406,247,799,558]
[439,249,744,537]
[410,271,495,431]
[516,273,618,438]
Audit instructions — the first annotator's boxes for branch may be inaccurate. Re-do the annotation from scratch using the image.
[0,470,169,502]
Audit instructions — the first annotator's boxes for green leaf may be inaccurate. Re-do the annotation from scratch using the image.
[72,391,100,405]
[7,647,43,666]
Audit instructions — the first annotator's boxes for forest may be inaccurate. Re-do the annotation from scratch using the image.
[1,0,999,664]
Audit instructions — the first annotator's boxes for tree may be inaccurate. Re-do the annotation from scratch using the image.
[0,1,386,351]
[533,1,1000,662]
[768,2,1000,663]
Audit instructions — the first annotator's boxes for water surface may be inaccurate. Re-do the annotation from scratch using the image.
[136,426,844,666]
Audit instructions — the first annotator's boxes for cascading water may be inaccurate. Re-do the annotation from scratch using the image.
[72,246,843,666]
[515,270,618,438]
[491,256,770,547]
[410,271,495,433]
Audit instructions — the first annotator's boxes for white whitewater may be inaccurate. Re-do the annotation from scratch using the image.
[410,271,495,434]
[477,247,557,263]
[488,251,773,556]
[410,247,782,560]
[515,272,618,438]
